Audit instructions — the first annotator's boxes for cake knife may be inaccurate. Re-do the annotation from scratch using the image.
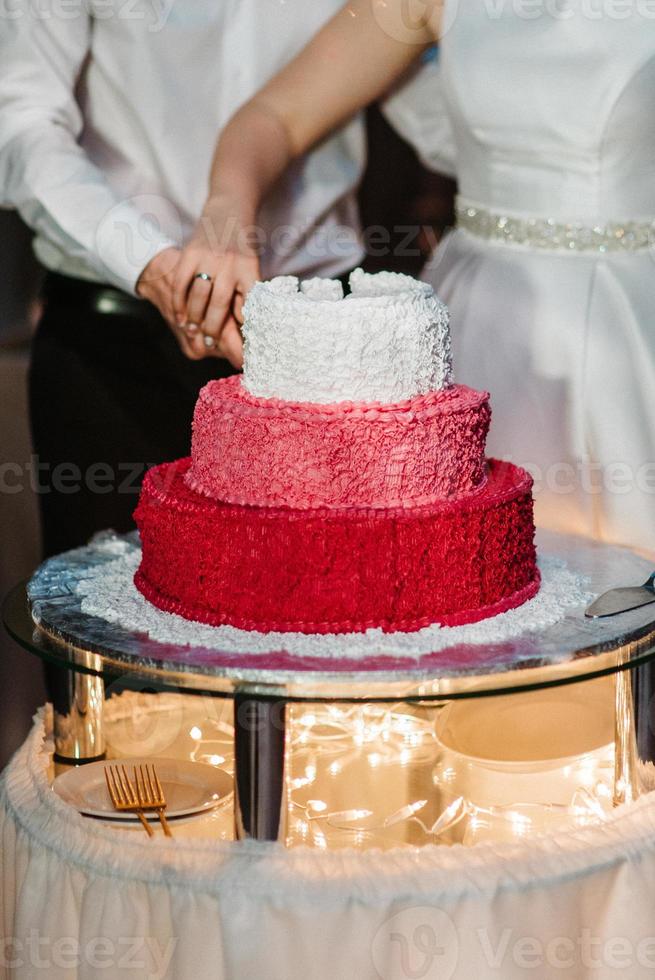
[585,572,655,618]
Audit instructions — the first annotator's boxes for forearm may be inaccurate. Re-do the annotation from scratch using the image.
[202,103,293,247]
[202,0,438,239]
[1,125,175,292]
[0,6,175,294]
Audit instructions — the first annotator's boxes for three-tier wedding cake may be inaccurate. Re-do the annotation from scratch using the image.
[134,270,539,636]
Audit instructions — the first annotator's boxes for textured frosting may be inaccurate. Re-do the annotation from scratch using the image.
[186,376,491,509]
[81,548,589,661]
[135,458,539,635]
[242,268,452,404]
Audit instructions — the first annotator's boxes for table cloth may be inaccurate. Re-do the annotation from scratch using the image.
[4,699,655,980]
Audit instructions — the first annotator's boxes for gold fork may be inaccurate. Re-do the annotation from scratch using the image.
[104,764,154,837]
[134,764,173,838]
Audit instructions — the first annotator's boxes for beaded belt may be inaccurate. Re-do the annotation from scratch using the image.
[455,197,655,253]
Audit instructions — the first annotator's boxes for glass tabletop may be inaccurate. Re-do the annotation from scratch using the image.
[4,529,655,703]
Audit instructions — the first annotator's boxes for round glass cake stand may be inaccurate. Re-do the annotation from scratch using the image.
[4,529,655,843]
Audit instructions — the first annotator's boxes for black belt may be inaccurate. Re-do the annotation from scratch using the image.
[42,271,164,327]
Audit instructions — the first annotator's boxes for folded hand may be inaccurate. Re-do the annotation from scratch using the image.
[137,206,260,367]
[136,247,210,362]
[171,243,259,369]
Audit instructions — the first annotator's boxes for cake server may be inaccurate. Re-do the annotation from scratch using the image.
[585,572,655,618]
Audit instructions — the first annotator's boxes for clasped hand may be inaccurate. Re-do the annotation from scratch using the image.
[137,230,260,370]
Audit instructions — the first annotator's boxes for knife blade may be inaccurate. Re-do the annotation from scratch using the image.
[585,573,655,618]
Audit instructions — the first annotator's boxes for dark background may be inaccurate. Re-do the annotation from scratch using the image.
[0,108,455,767]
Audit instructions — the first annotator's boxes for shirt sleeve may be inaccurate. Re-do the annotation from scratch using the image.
[0,2,177,294]
[380,51,457,179]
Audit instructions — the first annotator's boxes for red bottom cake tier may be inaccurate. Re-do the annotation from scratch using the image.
[134,458,539,635]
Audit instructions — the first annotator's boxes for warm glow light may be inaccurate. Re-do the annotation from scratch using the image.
[434,766,457,785]
[329,808,372,823]
[383,800,427,828]
[507,811,532,838]
[284,703,613,849]
[468,815,485,833]
[572,787,610,820]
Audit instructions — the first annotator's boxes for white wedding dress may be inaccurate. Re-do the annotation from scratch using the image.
[385,6,655,552]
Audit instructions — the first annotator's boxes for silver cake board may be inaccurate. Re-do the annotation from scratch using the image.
[23,528,655,691]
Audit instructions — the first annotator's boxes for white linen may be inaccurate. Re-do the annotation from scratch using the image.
[397,8,655,552]
[0,0,365,293]
[5,707,655,979]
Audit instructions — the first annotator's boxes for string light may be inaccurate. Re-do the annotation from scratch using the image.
[175,703,617,848]
[286,703,615,847]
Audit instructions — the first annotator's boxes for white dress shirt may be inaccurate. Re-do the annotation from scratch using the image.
[0,0,365,294]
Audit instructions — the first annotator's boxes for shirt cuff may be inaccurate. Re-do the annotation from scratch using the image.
[93,196,180,295]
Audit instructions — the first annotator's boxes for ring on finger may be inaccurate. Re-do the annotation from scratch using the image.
[203,334,216,349]
[195,272,213,283]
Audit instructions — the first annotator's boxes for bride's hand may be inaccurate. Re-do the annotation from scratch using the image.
[172,204,260,369]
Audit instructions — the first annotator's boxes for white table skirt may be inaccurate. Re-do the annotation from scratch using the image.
[4,707,655,980]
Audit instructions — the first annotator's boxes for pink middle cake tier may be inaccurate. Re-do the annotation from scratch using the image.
[186,376,491,509]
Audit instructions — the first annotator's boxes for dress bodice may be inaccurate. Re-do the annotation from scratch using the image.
[410,3,655,554]
[439,2,655,222]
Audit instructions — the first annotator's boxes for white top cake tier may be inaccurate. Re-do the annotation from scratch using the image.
[241,268,452,404]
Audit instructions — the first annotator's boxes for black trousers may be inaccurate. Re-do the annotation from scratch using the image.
[29,272,238,559]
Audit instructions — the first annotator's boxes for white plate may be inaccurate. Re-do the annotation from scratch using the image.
[53,758,233,821]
